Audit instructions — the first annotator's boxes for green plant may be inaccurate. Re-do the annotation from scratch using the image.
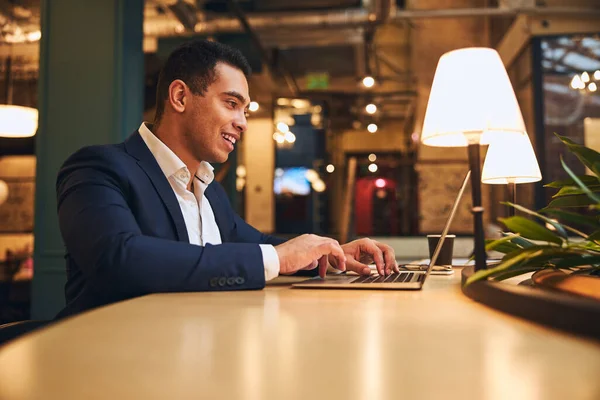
[466,134,600,285]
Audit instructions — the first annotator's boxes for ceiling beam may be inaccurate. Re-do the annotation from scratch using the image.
[226,0,299,96]
[497,13,600,69]
[496,14,531,69]
[529,16,600,36]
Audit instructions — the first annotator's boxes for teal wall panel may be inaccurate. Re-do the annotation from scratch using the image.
[32,0,144,318]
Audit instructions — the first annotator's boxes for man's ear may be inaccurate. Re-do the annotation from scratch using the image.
[168,80,187,113]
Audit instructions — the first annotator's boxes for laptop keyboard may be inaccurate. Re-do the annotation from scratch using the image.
[351,272,420,284]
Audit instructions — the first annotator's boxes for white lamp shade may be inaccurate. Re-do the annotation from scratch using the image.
[482,133,542,184]
[421,48,526,147]
[0,105,38,138]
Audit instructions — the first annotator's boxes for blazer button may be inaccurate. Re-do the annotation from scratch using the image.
[226,277,236,286]
[235,277,245,285]
[209,277,218,287]
[218,277,227,287]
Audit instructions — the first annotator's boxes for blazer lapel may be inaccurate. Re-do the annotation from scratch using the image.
[205,184,229,243]
[124,131,189,243]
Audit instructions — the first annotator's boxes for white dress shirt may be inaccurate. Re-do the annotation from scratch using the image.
[138,123,280,281]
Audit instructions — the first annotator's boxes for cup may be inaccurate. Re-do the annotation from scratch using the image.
[427,234,455,267]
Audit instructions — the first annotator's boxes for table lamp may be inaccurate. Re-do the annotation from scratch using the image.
[421,47,528,271]
[482,133,542,217]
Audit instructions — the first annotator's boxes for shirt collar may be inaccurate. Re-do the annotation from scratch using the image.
[195,161,215,185]
[138,122,215,186]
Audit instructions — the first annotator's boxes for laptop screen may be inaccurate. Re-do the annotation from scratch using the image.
[422,171,471,281]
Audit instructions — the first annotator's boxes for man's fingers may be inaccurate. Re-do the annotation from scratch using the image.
[330,243,347,273]
[346,259,372,276]
[374,241,397,275]
[318,255,328,278]
[359,240,385,275]
[318,240,346,273]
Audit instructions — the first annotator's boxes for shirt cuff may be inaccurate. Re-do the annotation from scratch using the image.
[259,244,280,281]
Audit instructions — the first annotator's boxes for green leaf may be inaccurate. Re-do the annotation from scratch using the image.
[505,233,535,248]
[546,194,597,208]
[545,175,600,188]
[555,134,600,176]
[485,235,523,253]
[561,157,600,204]
[486,236,529,253]
[553,185,600,198]
[499,216,563,245]
[502,202,569,239]
[466,246,551,285]
[494,243,524,254]
[571,267,600,275]
[489,266,545,281]
[465,245,589,285]
[587,230,600,242]
[541,208,600,229]
[552,255,600,268]
[570,242,600,255]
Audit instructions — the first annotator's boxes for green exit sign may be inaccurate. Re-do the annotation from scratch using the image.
[306,72,329,89]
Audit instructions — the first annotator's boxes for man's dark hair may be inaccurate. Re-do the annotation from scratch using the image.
[154,39,252,122]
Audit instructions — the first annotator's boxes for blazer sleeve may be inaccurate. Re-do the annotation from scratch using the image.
[208,184,321,277]
[57,147,266,300]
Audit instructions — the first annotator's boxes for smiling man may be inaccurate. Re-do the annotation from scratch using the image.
[55,40,398,318]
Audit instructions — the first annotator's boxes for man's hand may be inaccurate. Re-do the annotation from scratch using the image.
[332,238,399,276]
[275,234,347,278]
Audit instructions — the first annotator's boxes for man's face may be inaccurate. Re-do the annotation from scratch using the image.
[183,63,250,164]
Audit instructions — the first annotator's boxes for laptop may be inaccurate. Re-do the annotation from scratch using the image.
[292,170,471,290]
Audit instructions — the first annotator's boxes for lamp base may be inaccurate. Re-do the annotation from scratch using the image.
[467,143,487,271]
[507,182,516,218]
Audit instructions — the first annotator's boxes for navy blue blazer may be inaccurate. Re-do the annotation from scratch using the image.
[56,130,285,318]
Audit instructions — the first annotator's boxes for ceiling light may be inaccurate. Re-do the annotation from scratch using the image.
[236,165,247,178]
[362,76,375,88]
[326,164,335,173]
[367,123,378,133]
[0,57,38,138]
[312,179,326,192]
[368,163,378,173]
[368,153,377,162]
[305,169,319,183]
[0,105,37,138]
[581,71,590,83]
[249,101,259,112]
[284,131,296,143]
[276,122,289,133]
[26,30,41,41]
[589,82,598,92]
[570,74,584,90]
[291,99,310,109]
[594,70,600,80]
[273,133,285,144]
[365,104,377,114]
[236,177,245,191]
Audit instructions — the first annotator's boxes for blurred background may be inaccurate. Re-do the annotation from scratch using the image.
[0,0,598,320]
